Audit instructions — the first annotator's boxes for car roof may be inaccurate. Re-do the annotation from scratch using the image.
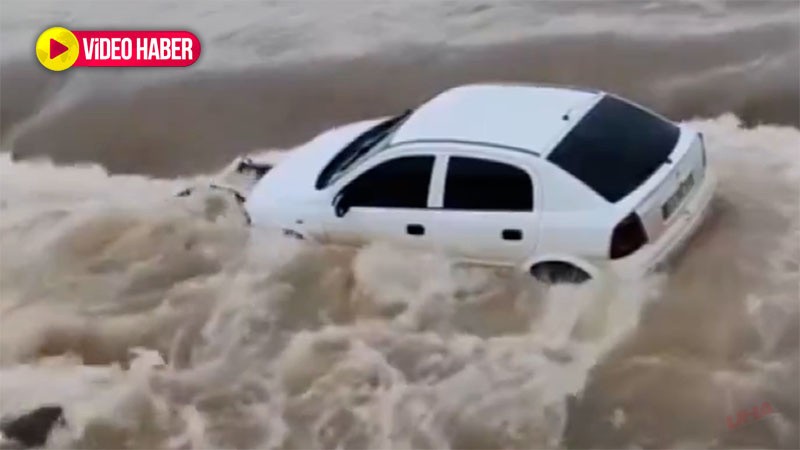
[390,84,603,157]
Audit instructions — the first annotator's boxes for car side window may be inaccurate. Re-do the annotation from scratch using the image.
[341,155,435,208]
[444,156,533,211]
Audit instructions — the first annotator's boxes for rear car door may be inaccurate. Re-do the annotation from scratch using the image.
[324,155,438,248]
[427,155,539,265]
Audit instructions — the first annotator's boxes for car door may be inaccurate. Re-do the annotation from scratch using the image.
[324,154,438,249]
[427,154,540,266]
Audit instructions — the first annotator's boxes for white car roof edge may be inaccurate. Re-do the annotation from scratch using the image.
[387,138,542,157]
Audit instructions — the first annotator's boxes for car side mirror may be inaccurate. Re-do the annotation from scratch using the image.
[333,191,351,217]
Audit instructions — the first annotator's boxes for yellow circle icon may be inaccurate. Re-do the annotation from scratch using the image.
[36,27,79,72]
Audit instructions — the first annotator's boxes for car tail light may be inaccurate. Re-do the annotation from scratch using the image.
[610,213,648,259]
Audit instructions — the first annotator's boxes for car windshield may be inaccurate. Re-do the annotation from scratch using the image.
[315,110,412,189]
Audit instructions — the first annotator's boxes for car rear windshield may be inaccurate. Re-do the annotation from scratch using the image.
[547,96,680,202]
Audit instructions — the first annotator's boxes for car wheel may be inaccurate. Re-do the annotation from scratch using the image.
[530,262,591,285]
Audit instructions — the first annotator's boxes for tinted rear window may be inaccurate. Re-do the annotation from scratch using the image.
[547,96,680,202]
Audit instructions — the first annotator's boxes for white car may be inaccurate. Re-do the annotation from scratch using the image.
[217,84,716,283]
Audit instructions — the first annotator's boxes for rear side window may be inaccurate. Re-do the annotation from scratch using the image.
[444,157,533,211]
[342,156,434,208]
[547,96,680,202]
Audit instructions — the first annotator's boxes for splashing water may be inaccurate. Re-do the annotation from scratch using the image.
[0,114,797,448]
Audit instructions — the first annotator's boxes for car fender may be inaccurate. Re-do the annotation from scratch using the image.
[522,254,600,279]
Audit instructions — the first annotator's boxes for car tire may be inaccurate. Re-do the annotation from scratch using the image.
[530,262,591,285]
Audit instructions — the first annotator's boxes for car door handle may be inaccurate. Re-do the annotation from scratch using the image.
[406,224,425,236]
[502,229,523,241]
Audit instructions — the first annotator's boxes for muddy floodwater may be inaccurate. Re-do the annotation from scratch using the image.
[1,1,798,448]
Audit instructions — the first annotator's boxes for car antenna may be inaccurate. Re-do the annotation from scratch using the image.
[562,103,581,121]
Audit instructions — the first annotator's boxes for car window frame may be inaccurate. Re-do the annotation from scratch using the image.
[330,150,440,211]
[440,155,535,212]
[429,149,539,212]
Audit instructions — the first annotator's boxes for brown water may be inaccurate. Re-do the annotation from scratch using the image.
[0,1,798,449]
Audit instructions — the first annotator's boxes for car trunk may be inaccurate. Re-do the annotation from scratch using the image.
[546,94,707,245]
[629,132,707,242]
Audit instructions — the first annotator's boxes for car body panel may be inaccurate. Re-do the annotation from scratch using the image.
[423,148,541,266]
[320,147,440,248]
[608,168,716,278]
